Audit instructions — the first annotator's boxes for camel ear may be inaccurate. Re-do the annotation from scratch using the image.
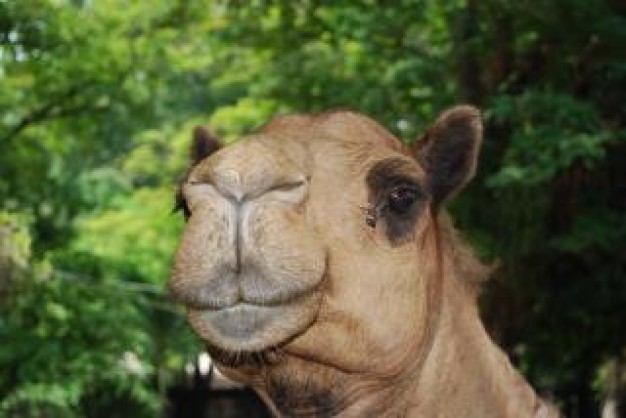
[175,126,221,217]
[190,126,221,165]
[413,106,483,205]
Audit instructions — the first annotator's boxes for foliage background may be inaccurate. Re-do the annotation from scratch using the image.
[1,0,625,416]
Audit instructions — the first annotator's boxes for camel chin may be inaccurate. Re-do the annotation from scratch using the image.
[187,292,321,353]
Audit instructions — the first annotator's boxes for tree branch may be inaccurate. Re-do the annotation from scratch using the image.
[0,83,87,143]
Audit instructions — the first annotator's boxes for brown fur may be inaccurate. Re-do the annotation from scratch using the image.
[169,107,559,417]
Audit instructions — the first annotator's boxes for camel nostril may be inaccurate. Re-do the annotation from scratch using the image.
[186,175,307,206]
[259,178,308,205]
[267,180,306,193]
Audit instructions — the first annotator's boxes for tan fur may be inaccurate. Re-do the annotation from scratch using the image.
[170,108,559,417]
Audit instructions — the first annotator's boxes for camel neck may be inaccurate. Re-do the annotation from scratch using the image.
[326,284,557,417]
[397,282,557,418]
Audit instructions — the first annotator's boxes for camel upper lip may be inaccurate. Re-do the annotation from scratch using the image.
[181,289,313,312]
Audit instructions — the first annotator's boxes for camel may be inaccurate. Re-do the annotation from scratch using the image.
[169,106,559,417]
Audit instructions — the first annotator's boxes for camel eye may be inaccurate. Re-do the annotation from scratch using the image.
[376,182,422,245]
[387,185,419,215]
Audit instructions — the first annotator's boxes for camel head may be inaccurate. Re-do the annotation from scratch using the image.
[169,107,541,416]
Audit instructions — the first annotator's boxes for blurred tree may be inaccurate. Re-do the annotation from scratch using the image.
[0,0,213,415]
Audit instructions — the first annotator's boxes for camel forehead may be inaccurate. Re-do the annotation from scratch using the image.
[194,111,416,185]
[258,110,403,152]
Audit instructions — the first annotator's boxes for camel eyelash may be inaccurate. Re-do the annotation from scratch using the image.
[359,205,378,228]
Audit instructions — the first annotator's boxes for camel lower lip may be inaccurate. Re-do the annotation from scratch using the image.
[187,293,321,352]
[192,304,275,340]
